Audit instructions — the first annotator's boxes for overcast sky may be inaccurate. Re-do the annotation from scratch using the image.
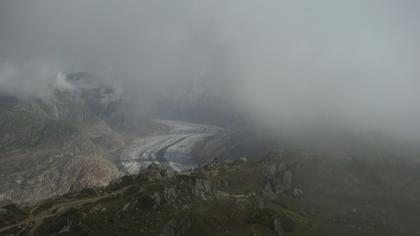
[1,0,420,140]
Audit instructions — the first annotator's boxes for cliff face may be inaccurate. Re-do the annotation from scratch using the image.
[0,73,126,203]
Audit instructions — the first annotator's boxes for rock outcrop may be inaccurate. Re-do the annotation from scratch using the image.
[260,150,304,199]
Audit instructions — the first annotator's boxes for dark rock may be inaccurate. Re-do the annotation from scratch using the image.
[262,183,277,200]
[273,218,285,236]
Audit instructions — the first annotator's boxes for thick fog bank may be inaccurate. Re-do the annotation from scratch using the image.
[1,0,420,142]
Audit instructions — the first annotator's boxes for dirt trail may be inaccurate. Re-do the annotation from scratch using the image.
[0,186,129,235]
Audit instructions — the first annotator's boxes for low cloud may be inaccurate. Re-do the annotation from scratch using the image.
[1,0,420,141]
[0,62,73,99]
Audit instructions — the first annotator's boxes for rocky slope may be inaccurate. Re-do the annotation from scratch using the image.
[0,73,126,203]
[1,151,420,236]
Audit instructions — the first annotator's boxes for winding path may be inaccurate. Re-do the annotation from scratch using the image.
[0,187,130,235]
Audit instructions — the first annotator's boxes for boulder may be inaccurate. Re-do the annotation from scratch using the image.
[152,192,161,211]
[262,183,277,200]
[273,218,285,236]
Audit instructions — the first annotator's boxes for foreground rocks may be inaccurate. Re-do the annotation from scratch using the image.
[2,151,420,236]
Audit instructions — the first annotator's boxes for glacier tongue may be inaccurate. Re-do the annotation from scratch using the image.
[120,119,223,174]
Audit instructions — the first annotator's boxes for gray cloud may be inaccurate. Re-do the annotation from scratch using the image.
[0,62,73,99]
[1,0,420,140]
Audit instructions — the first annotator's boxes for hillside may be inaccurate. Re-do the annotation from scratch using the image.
[1,151,420,235]
[0,74,126,203]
